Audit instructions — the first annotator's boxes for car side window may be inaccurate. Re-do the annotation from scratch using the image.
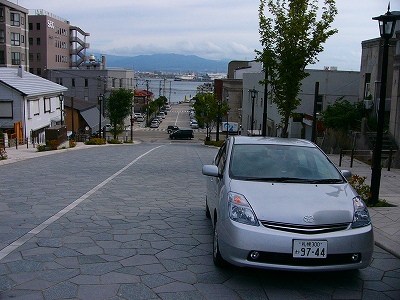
[215,142,227,175]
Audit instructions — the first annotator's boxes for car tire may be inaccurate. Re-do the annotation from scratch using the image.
[213,220,226,268]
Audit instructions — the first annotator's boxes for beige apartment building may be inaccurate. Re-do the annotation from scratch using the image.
[28,9,89,76]
[0,0,29,70]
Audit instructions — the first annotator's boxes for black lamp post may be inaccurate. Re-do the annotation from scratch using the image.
[58,93,64,126]
[370,5,400,205]
[98,94,103,138]
[249,89,258,135]
[225,94,229,139]
[216,98,221,142]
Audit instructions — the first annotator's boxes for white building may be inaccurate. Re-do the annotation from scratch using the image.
[241,63,360,139]
[0,67,67,145]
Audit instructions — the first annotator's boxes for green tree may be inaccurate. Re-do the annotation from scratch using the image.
[256,0,337,137]
[193,92,229,140]
[106,88,134,139]
[321,97,365,132]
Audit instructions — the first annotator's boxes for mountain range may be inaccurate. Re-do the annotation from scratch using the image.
[97,53,229,74]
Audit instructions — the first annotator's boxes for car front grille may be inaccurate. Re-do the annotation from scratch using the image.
[247,252,362,266]
[259,220,350,234]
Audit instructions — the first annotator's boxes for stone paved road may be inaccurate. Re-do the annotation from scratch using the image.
[1,142,400,300]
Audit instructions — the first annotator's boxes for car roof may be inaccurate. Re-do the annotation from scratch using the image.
[231,136,315,148]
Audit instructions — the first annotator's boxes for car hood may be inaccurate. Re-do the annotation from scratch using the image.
[229,179,356,225]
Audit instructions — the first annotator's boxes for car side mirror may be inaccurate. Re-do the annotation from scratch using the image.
[341,170,352,181]
[202,165,219,177]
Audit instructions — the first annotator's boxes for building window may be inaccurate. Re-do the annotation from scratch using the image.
[72,78,75,87]
[29,53,33,61]
[10,13,20,26]
[120,78,123,87]
[11,33,20,46]
[0,51,4,64]
[32,99,40,116]
[0,101,13,118]
[0,8,4,22]
[364,73,371,99]
[36,38,40,45]
[36,23,40,30]
[29,67,33,73]
[29,37,33,45]
[0,30,4,44]
[316,95,323,113]
[44,97,51,113]
[11,52,20,65]
[85,78,88,87]
[37,53,41,61]
[112,78,116,88]
[21,35,25,44]
[29,22,33,30]
[37,68,41,76]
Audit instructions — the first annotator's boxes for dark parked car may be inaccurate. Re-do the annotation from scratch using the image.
[167,125,179,134]
[169,129,194,139]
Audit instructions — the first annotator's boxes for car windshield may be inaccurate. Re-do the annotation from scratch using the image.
[229,144,344,183]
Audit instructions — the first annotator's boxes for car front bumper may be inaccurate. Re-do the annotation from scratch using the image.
[218,217,374,272]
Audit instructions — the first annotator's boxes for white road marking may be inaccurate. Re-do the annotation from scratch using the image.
[0,145,164,261]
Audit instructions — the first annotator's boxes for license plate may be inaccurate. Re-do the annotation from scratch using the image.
[292,240,327,258]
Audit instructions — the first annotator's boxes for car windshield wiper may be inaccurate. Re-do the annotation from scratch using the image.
[241,177,313,183]
[307,178,344,184]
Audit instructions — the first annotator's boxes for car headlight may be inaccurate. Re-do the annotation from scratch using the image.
[351,196,371,228]
[228,192,259,226]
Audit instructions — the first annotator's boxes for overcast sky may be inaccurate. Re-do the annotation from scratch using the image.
[13,0,399,71]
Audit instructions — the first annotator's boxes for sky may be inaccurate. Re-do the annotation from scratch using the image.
[12,0,400,72]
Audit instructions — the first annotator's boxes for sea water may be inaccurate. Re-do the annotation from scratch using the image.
[136,79,210,103]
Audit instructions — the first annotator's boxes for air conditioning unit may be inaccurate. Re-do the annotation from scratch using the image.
[364,99,373,109]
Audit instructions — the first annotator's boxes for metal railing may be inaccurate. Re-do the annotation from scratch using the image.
[339,148,395,171]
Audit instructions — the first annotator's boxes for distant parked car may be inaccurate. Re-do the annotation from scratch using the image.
[169,129,194,139]
[190,121,199,129]
[202,136,373,271]
[150,121,159,128]
[136,116,144,122]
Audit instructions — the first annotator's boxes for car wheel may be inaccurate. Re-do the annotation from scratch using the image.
[205,198,211,219]
[213,220,226,268]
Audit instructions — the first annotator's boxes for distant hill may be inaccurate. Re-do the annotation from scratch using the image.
[97,53,229,74]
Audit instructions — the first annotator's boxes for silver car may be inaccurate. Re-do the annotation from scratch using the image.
[202,136,373,272]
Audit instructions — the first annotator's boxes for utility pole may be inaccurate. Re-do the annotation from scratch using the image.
[311,82,319,143]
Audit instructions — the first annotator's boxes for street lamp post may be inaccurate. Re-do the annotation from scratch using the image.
[370,5,400,205]
[59,93,64,126]
[216,98,221,142]
[226,94,229,139]
[98,94,103,138]
[249,89,258,135]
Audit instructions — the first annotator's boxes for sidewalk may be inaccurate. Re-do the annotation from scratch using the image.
[1,145,399,259]
[329,154,400,259]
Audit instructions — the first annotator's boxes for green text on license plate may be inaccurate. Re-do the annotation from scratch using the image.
[293,240,327,258]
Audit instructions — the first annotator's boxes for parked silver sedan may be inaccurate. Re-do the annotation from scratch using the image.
[202,136,374,272]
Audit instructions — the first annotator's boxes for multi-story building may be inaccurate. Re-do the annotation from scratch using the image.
[27,9,89,76]
[0,0,29,70]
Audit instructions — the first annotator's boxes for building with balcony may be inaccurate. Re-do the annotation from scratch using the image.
[0,0,29,70]
[27,9,89,76]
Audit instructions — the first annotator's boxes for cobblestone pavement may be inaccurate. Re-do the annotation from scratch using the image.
[1,143,400,300]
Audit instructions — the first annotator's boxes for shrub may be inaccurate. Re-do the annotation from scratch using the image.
[69,140,76,148]
[204,140,225,147]
[108,139,122,144]
[348,174,392,207]
[37,144,47,152]
[46,139,59,150]
[0,147,7,160]
[85,138,106,145]
[349,174,371,203]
